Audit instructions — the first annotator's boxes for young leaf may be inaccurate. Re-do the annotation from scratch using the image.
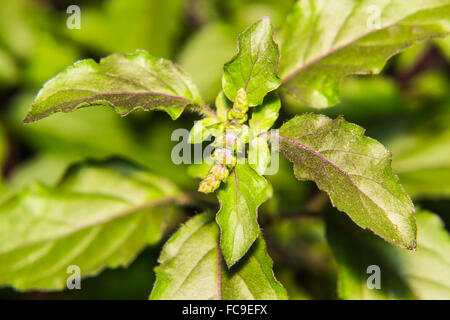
[0,160,181,290]
[23,50,203,123]
[222,16,282,106]
[215,91,232,122]
[189,118,219,143]
[216,164,272,267]
[249,137,271,176]
[327,209,450,299]
[249,92,281,135]
[279,114,416,249]
[279,0,450,108]
[150,212,287,300]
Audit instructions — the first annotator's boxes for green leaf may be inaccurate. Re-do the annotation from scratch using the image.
[249,137,271,176]
[215,91,232,122]
[320,76,406,124]
[25,31,80,87]
[267,215,332,300]
[435,36,450,60]
[7,153,81,192]
[279,0,450,108]
[0,124,7,181]
[189,117,219,144]
[222,16,282,106]
[279,114,416,249]
[150,212,287,300]
[0,160,181,290]
[178,23,238,102]
[187,163,214,179]
[396,168,450,199]
[23,50,203,123]
[327,209,450,299]
[11,93,139,158]
[249,92,281,135]
[389,114,450,199]
[65,0,183,58]
[216,164,272,267]
[0,47,18,86]
[0,0,81,86]
[10,92,193,189]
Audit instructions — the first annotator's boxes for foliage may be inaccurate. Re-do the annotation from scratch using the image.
[0,0,449,300]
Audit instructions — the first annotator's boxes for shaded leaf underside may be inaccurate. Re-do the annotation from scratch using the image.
[24,49,203,123]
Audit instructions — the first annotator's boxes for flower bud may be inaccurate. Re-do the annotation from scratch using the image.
[227,108,246,121]
[214,133,238,149]
[236,113,248,123]
[234,88,249,113]
[198,174,221,194]
[227,88,249,122]
[209,164,229,181]
[212,148,236,165]
[224,122,244,134]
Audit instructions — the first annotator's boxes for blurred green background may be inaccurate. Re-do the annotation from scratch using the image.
[0,0,448,299]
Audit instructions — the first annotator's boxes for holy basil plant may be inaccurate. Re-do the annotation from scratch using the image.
[4,1,449,299]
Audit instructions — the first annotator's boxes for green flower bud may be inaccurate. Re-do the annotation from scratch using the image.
[234,88,249,113]
[227,88,249,122]
[213,132,238,149]
[227,108,246,120]
[224,122,244,133]
[198,174,221,194]
[237,113,248,123]
[209,164,229,181]
[213,124,250,152]
[212,148,236,165]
